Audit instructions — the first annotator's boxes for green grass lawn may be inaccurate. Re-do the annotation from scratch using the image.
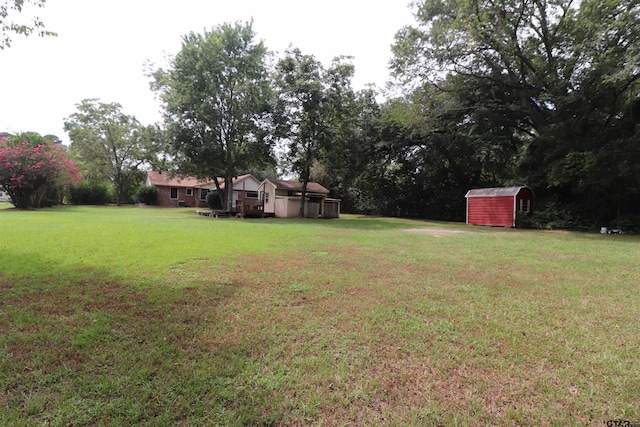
[1,204,638,426]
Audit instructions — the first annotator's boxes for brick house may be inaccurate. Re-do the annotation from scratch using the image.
[145,171,213,208]
[144,171,262,211]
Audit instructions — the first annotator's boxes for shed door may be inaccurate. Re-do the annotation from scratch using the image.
[307,202,320,218]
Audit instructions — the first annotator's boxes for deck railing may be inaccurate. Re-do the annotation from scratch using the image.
[237,198,264,216]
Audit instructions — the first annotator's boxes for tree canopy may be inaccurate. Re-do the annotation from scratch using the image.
[150,20,273,212]
[1,0,55,49]
[273,49,370,217]
[48,8,640,229]
[390,0,640,227]
[64,99,154,206]
[273,48,332,217]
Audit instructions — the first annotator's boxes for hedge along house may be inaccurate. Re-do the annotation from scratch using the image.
[465,186,534,227]
[259,179,340,218]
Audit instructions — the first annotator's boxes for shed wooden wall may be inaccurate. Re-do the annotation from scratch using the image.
[275,196,301,218]
[467,196,515,227]
[324,200,340,218]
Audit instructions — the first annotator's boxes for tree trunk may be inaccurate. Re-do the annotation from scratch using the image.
[114,171,123,206]
[211,177,224,209]
[298,150,312,218]
[298,180,308,218]
[225,167,234,213]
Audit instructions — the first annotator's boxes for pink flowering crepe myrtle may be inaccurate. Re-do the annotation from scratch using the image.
[0,140,80,209]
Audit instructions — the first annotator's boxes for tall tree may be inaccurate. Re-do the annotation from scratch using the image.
[312,58,361,203]
[64,99,153,206]
[1,0,54,49]
[309,82,384,214]
[392,0,640,227]
[274,50,360,217]
[150,21,273,212]
[273,48,328,217]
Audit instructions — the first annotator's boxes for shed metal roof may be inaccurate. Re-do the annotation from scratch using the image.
[465,186,531,198]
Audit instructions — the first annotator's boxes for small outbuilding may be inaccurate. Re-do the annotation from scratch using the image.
[465,186,534,227]
[259,179,340,218]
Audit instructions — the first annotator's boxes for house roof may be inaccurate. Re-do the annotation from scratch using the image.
[218,174,259,190]
[265,179,329,194]
[146,171,258,190]
[146,171,214,188]
[465,186,532,198]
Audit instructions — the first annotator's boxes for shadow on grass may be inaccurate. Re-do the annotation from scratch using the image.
[0,248,286,425]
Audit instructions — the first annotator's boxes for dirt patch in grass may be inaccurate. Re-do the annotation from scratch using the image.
[405,228,465,236]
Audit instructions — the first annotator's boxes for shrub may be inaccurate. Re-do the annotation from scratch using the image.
[67,181,111,205]
[206,190,223,210]
[609,214,640,234]
[516,201,576,230]
[137,185,158,205]
[0,140,80,209]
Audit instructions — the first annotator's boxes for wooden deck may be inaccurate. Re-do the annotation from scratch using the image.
[196,209,230,218]
[196,198,264,218]
[237,198,264,218]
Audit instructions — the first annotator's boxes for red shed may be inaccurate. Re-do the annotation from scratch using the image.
[465,186,534,227]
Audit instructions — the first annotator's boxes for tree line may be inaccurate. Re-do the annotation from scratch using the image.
[3,1,639,230]
[388,0,640,229]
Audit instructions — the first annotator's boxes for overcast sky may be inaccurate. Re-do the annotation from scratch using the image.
[0,0,414,143]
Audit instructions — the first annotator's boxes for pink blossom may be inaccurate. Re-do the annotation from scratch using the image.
[0,139,81,208]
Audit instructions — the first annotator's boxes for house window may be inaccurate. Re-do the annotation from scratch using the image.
[246,191,259,199]
[170,188,178,199]
[264,191,269,204]
[200,189,208,200]
[186,188,193,196]
[520,199,530,213]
